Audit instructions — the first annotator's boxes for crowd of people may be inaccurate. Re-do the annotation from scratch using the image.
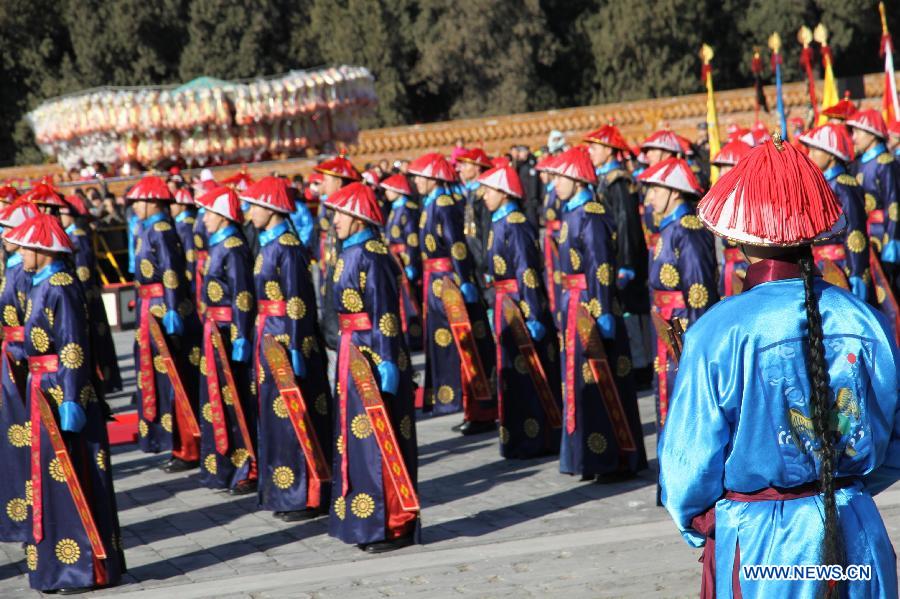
[0,96,899,596]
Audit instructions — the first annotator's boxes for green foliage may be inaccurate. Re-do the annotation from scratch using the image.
[0,0,897,165]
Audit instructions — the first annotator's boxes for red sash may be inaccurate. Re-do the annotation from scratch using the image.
[337,312,372,497]
[722,248,742,297]
[28,355,58,544]
[195,250,208,315]
[422,257,452,345]
[493,278,519,421]
[543,221,560,313]
[254,299,286,384]
[812,243,846,263]
[562,274,587,434]
[3,326,24,400]
[137,283,164,421]
[203,306,234,455]
[653,290,685,426]
[692,479,856,599]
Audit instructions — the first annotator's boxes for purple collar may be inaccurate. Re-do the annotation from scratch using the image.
[743,258,818,291]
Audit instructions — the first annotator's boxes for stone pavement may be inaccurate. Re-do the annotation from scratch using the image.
[1,332,899,598]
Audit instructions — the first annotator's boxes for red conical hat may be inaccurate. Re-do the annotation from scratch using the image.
[712,140,753,167]
[0,198,40,230]
[196,186,243,222]
[477,166,524,199]
[584,124,630,152]
[491,156,511,168]
[174,187,195,205]
[379,174,412,196]
[457,148,492,169]
[697,137,844,247]
[846,109,888,139]
[314,155,362,181]
[61,194,91,217]
[241,176,295,214]
[798,123,855,162]
[21,182,65,207]
[325,182,384,226]
[640,129,683,154]
[126,175,174,202]
[550,147,597,185]
[407,152,457,183]
[0,185,18,203]
[221,170,255,191]
[5,212,74,253]
[534,154,557,172]
[740,126,771,147]
[637,157,703,196]
[821,92,857,121]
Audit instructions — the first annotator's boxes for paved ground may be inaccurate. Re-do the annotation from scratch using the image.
[1,331,899,598]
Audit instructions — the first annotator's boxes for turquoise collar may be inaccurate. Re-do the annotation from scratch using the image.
[259,221,289,247]
[423,186,447,208]
[33,260,65,286]
[391,196,407,210]
[545,182,554,192]
[208,224,238,247]
[492,201,518,222]
[141,211,167,228]
[563,188,593,213]
[174,209,195,223]
[6,252,22,269]
[861,143,887,164]
[64,223,77,236]
[659,203,691,230]
[596,159,622,176]
[823,164,845,182]
[465,180,480,192]
[343,227,375,249]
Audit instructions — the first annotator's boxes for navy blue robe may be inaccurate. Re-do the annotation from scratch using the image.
[24,261,125,591]
[198,225,257,489]
[648,203,719,430]
[330,229,417,545]
[134,212,201,457]
[65,223,122,394]
[253,222,333,512]
[557,189,647,477]
[486,202,562,458]
[385,195,423,351]
[420,186,496,420]
[0,253,31,542]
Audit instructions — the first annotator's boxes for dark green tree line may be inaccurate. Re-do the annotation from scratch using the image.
[0,0,897,165]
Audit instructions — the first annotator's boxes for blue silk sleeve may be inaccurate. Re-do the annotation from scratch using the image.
[658,322,734,546]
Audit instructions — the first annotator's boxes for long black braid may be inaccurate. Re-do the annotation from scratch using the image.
[798,255,842,597]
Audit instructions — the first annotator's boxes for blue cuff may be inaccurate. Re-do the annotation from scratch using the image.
[405,265,417,281]
[486,308,495,335]
[616,267,635,289]
[290,348,307,378]
[596,314,615,340]
[680,529,706,548]
[881,239,900,264]
[460,282,478,303]
[849,276,867,301]
[162,310,183,336]
[377,361,399,395]
[231,337,250,363]
[525,319,546,341]
[60,402,87,433]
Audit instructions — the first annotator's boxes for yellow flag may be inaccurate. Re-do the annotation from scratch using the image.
[815,24,839,125]
[701,44,721,183]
